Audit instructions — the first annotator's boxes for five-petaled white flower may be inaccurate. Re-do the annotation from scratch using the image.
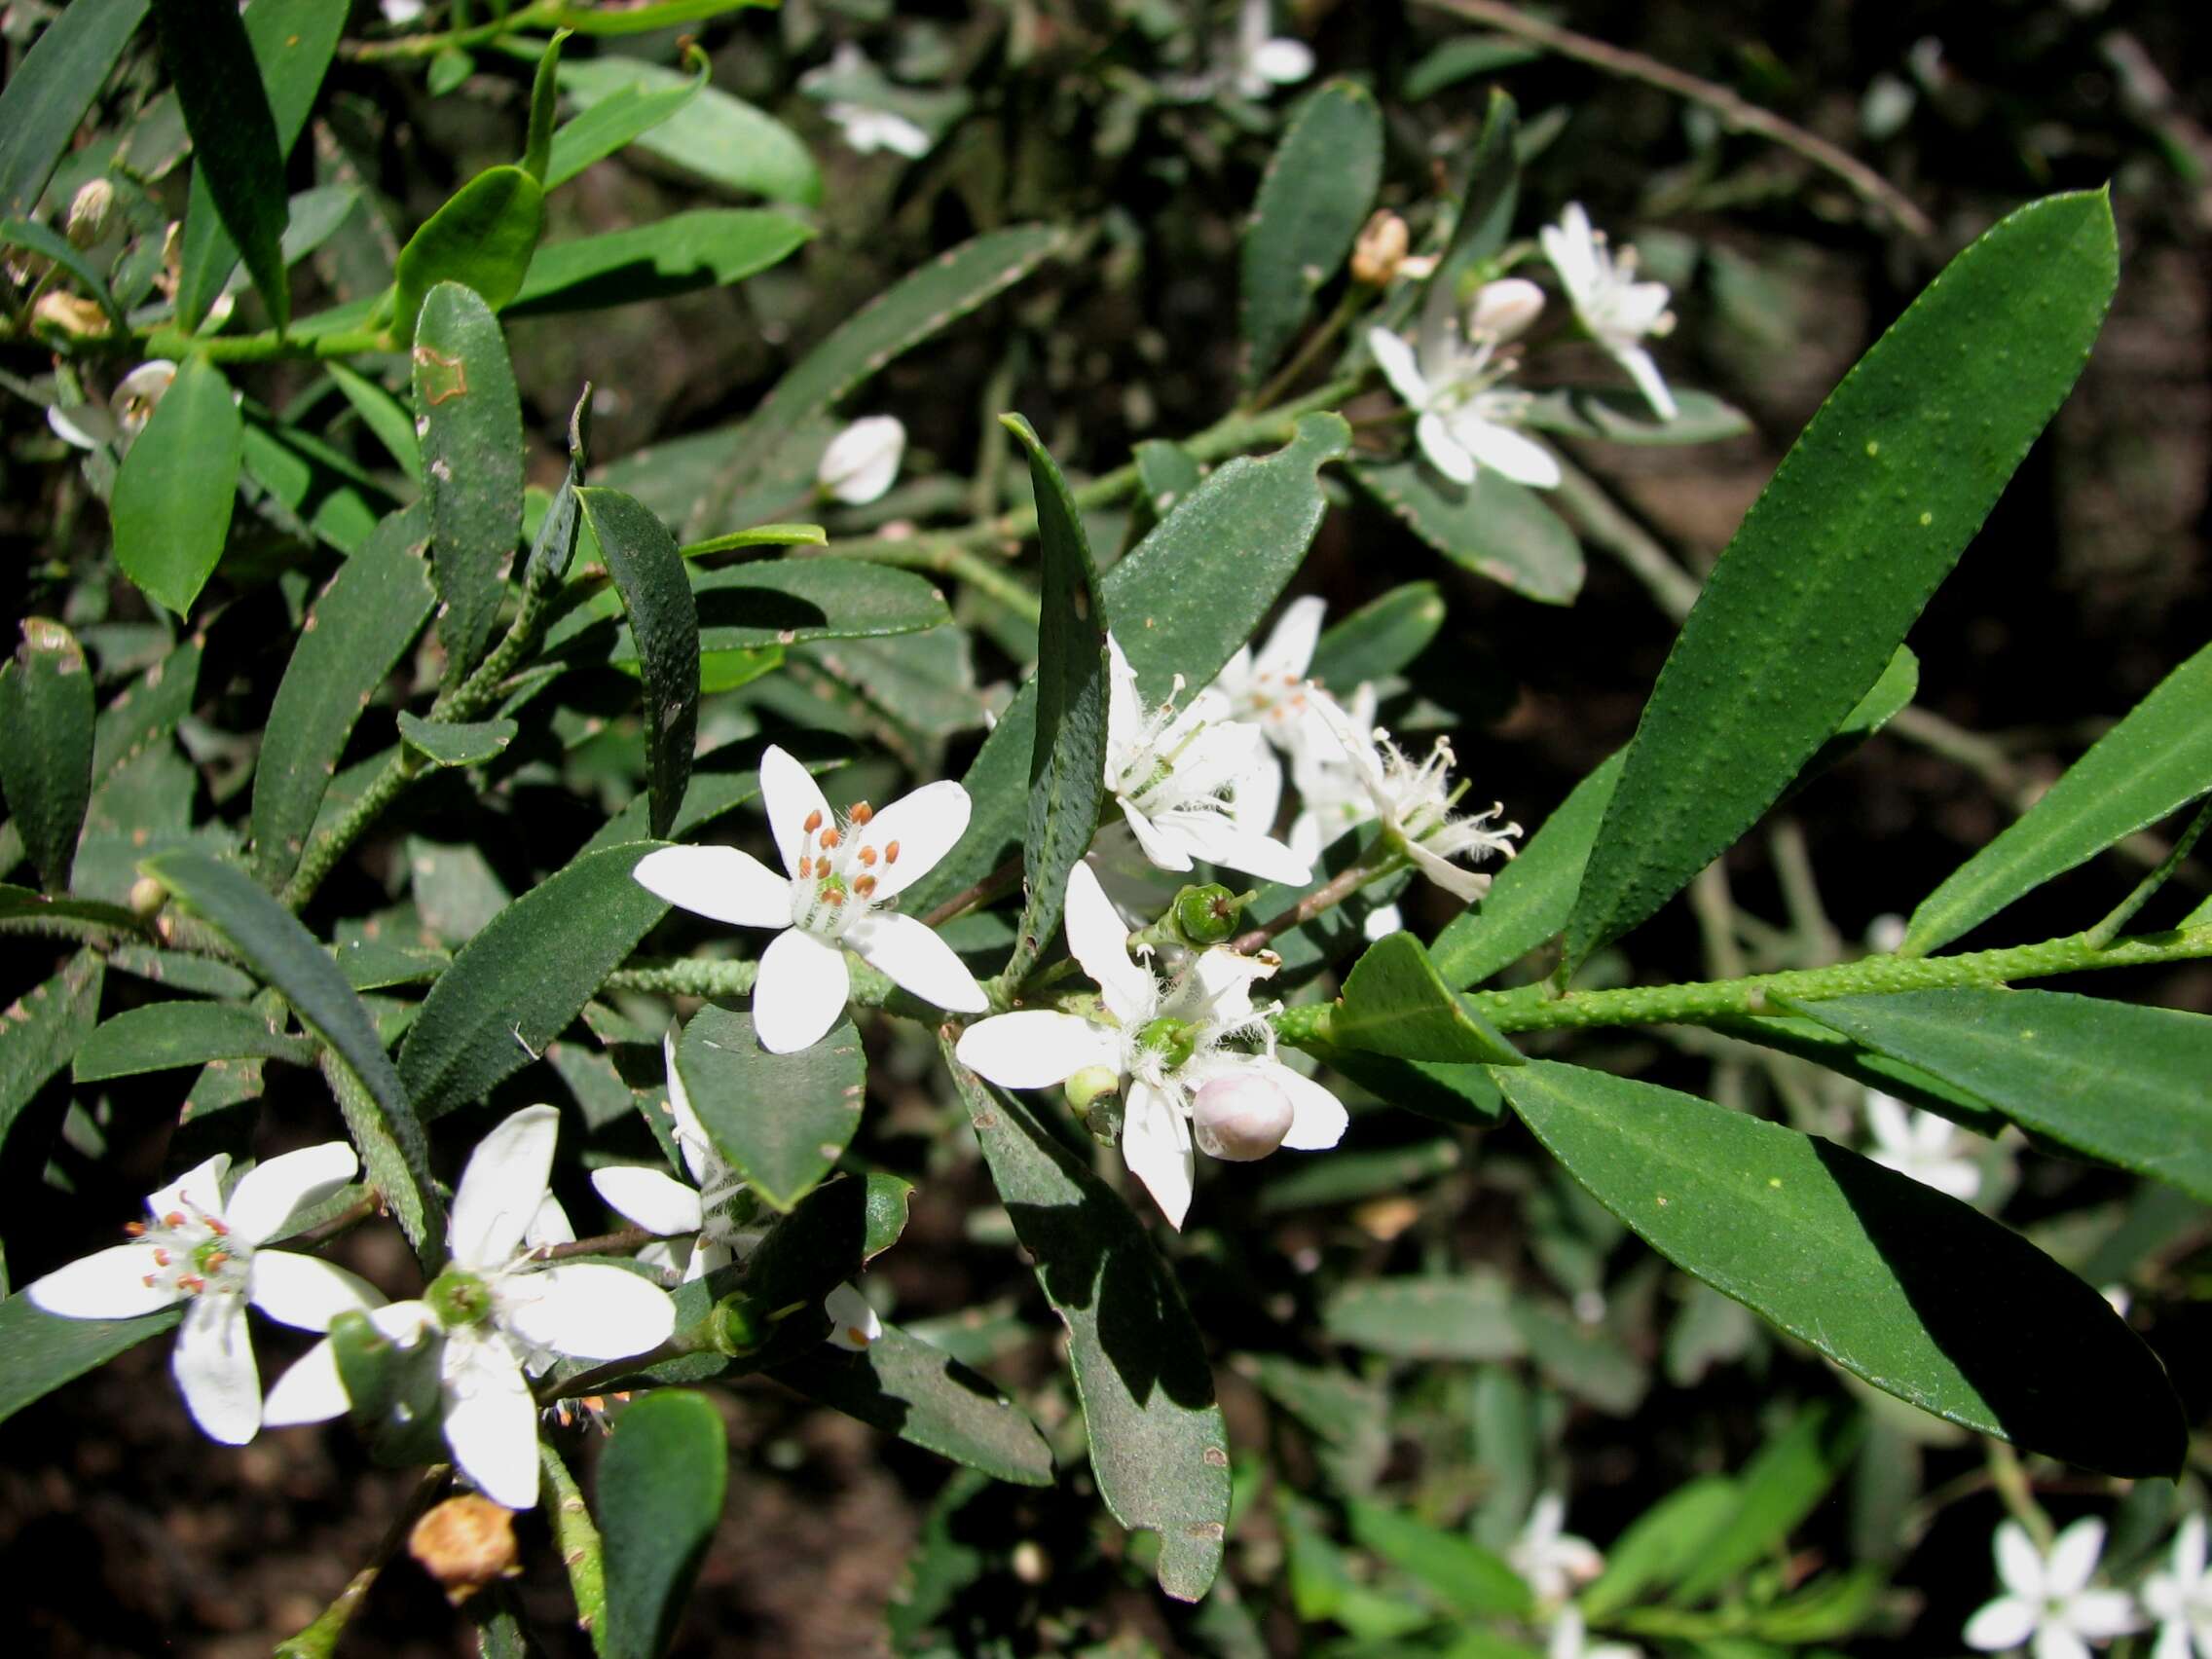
[1229,0,1315,98]
[955,863,1346,1229]
[1310,694,1520,902]
[1512,1492,1606,1604]
[1368,277,1560,490]
[1864,1090,1982,1201]
[1965,1518,2139,1659]
[632,746,987,1054]
[1540,203,1678,421]
[48,359,177,456]
[1105,634,1312,887]
[28,1143,377,1446]
[1548,1607,1641,1659]
[264,1106,678,1511]
[818,415,906,505]
[2146,1514,2212,1659]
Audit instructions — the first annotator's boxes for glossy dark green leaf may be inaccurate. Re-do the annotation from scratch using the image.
[543,50,707,189]
[553,55,820,208]
[1521,387,1753,447]
[555,560,950,664]
[1004,414,1109,983]
[1904,639,2212,954]
[506,208,810,316]
[74,1001,312,1081]
[1313,1046,1504,1128]
[1706,1013,2009,1138]
[390,166,546,344]
[0,0,149,220]
[1346,1500,1530,1616]
[151,0,288,331]
[1354,461,1582,605]
[397,842,670,1119]
[675,1006,864,1212]
[1334,932,1522,1064]
[944,1050,1231,1602]
[1565,193,2120,974]
[1308,582,1445,690]
[413,282,524,678]
[905,414,1350,915]
[1788,989,2212,1203]
[0,618,93,892]
[577,489,698,838]
[1670,1405,1862,1604]
[334,939,449,992]
[250,508,434,886]
[600,1390,727,1659]
[1321,1273,1523,1361]
[0,1290,179,1427]
[1498,1058,2185,1474]
[1240,79,1382,386]
[111,354,240,615]
[0,951,103,1156]
[395,713,517,767]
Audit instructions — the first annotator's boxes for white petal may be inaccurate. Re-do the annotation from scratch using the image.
[2033,1628,2091,1659]
[1252,36,1313,84]
[1065,863,1157,1025]
[525,1194,573,1250]
[49,402,117,449]
[2151,1624,2193,1659]
[1996,1522,2048,1600]
[1235,744,1285,835]
[440,1337,540,1510]
[851,779,973,900]
[2046,1519,2107,1599]
[1613,344,1677,421]
[1367,328,1431,412]
[847,912,988,1013]
[1120,797,1198,872]
[956,1012,1119,1089]
[759,744,834,878]
[247,1250,383,1332]
[1468,277,1545,342]
[1361,903,1401,940]
[1453,417,1562,489]
[1966,1596,2041,1652]
[1865,1090,1914,1153]
[1122,1081,1195,1231]
[225,1142,359,1246]
[1610,280,1675,336]
[753,926,852,1053]
[1920,1161,1983,1202]
[663,1022,712,1184]
[1105,633,1142,760]
[1406,837,1492,901]
[449,1105,560,1271]
[27,1244,174,1318]
[503,1264,675,1360]
[1256,596,1327,682]
[1170,814,1312,885]
[2174,1514,2207,1581]
[818,416,905,505]
[824,1282,882,1351]
[173,1294,261,1444]
[1542,204,1600,299]
[632,844,791,929]
[1416,410,1478,484]
[592,1166,704,1236]
[1245,1058,1349,1151]
[150,1153,232,1224]
[261,1303,433,1426]
[2067,1591,2141,1641]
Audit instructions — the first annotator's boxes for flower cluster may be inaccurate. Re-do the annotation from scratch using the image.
[1965,1512,2212,1659]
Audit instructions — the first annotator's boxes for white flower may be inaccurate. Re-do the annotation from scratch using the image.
[48,359,177,455]
[1964,1518,2139,1659]
[806,46,933,158]
[828,103,932,157]
[2146,1515,2212,1659]
[1105,633,1312,887]
[1310,694,1520,902]
[632,746,987,1054]
[1232,0,1314,98]
[381,0,427,23]
[1367,280,1559,489]
[1209,596,1329,752]
[1287,682,1380,865]
[1512,1493,1606,1604]
[955,863,1346,1229]
[1548,1607,1641,1659]
[264,1106,678,1511]
[28,1144,376,1445]
[1864,1091,1982,1200]
[1539,203,1678,421]
[817,415,906,505]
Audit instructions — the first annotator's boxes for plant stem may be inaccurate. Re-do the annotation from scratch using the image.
[604,957,760,998]
[1230,855,1400,955]
[344,0,566,60]
[536,1226,656,1261]
[39,325,396,364]
[273,1465,448,1659]
[920,856,1025,930]
[1250,289,1364,413]
[2083,794,2212,948]
[1985,1441,2056,1552]
[537,1444,608,1653]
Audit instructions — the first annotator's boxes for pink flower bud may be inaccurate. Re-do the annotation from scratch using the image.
[1191,1072,1294,1161]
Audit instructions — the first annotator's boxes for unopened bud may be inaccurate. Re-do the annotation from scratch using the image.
[1467,276,1545,342]
[1063,1064,1121,1117]
[817,415,906,505]
[1192,1072,1294,1161]
[128,875,166,918]
[1351,210,1411,287]
[710,1291,767,1357]
[67,179,115,249]
[408,1493,520,1602]
[1169,883,1243,947]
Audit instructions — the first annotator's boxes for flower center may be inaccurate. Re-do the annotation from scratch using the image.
[1136,1016,1198,1072]
[788,802,891,940]
[132,1205,247,1298]
[426,1268,497,1328]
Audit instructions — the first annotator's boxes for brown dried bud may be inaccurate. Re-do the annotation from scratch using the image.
[409,1493,521,1604]
[1350,210,1411,287]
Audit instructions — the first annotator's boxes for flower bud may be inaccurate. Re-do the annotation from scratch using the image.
[1191,1072,1294,1161]
[1467,277,1545,343]
[817,415,906,505]
[710,1291,767,1357]
[1169,883,1243,947]
[32,292,107,337]
[409,1493,520,1602]
[1350,210,1411,286]
[66,179,115,249]
[111,360,177,436]
[128,875,166,918]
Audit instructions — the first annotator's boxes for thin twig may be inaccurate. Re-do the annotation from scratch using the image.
[1229,859,1388,955]
[273,1465,449,1658]
[920,856,1024,931]
[536,1226,656,1262]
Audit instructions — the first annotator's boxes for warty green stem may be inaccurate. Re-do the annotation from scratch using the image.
[537,1444,608,1649]
[41,325,397,364]
[272,1465,448,1659]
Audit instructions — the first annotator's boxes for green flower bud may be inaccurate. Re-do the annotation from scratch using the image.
[1170,883,1243,946]
[710,1291,767,1357]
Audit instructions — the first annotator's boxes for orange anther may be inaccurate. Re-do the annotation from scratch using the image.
[884,841,901,864]
[854,874,877,898]
[204,1251,229,1272]
[152,1248,171,1267]
[124,1221,146,1236]
[802,809,823,833]
[206,1217,228,1235]
[850,802,873,826]
[819,828,841,850]
[857,846,878,866]
[179,1275,203,1294]
[165,1211,186,1228]
[823,888,846,907]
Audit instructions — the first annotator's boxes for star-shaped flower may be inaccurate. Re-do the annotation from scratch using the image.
[1964,1518,2139,1659]
[28,1143,377,1445]
[1368,277,1560,490]
[2145,1514,2212,1659]
[1540,203,1678,421]
[1511,1493,1606,1604]
[1310,694,1520,902]
[632,746,987,1054]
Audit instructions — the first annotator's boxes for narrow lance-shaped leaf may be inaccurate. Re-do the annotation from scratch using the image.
[74,1002,313,1081]
[599,1390,727,1659]
[0,1289,181,1428]
[675,1007,865,1213]
[1240,79,1383,387]
[111,354,241,615]
[0,0,150,220]
[1669,1405,1863,1603]
[413,282,524,679]
[520,28,571,184]
[395,712,516,767]
[1308,581,1445,690]
[389,167,547,345]
[506,208,810,317]
[1564,192,2120,974]
[1004,415,1109,983]
[543,45,708,189]
[0,619,93,892]
[1496,1058,2185,1476]
[551,54,821,212]
[576,488,699,837]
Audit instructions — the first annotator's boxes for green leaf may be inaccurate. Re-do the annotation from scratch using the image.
[944,1050,1231,1602]
[1308,581,1445,690]
[1436,89,1520,296]
[1521,387,1753,447]
[506,207,810,315]
[390,166,547,343]
[552,55,820,207]
[1310,1046,1505,1128]
[1510,1300,1647,1416]
[1786,988,2212,1204]
[325,362,423,479]
[334,938,450,992]
[171,0,342,331]
[0,951,103,1157]
[0,618,93,892]
[111,354,241,614]
[0,1290,179,1427]
[151,0,289,331]
[397,841,671,1118]
[328,1307,447,1466]
[543,50,707,189]
[0,0,149,220]
[1903,639,2212,954]
[1705,1013,2009,1138]
[1354,461,1582,605]
[1335,932,1522,1064]
[905,413,1351,915]
[1259,1137,1461,1214]
[1321,1273,1524,1362]
[1131,439,1204,543]
[250,509,434,886]
[554,561,951,664]
[1790,644,1919,801]
[1004,414,1110,984]
[675,1006,865,1212]
[145,852,445,1262]
[395,712,517,767]
[92,636,200,782]
[520,28,569,184]
[1670,1406,1862,1604]
[599,1390,727,1659]
[413,281,524,678]
[238,416,390,555]
[1239,79,1382,386]
[1497,1058,2185,1475]
[576,488,699,838]
[772,1323,1055,1488]
[74,1001,312,1081]
[1581,1477,1740,1618]
[1345,1500,1531,1616]
[1563,192,2120,974]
